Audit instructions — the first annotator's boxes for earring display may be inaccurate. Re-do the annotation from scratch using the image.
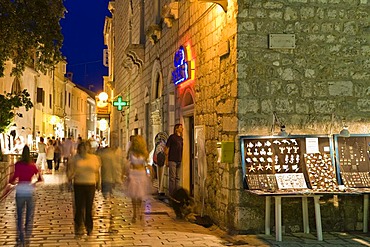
[275,173,307,190]
[341,172,370,187]
[304,153,337,191]
[245,174,277,191]
[336,136,370,188]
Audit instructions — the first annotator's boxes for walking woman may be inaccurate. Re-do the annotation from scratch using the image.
[67,141,101,237]
[9,145,43,245]
[126,135,151,223]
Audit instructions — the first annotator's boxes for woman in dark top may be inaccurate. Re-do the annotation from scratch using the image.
[9,145,43,244]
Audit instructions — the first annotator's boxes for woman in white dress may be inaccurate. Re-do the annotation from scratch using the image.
[126,135,150,223]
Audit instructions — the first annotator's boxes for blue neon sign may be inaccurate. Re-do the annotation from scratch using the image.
[172,46,189,85]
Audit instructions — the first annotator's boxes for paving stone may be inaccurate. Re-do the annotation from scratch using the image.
[2,173,369,246]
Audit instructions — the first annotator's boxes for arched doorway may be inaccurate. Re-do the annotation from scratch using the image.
[150,59,164,149]
[181,88,195,196]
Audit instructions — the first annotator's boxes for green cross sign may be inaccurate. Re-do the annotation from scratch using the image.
[113,96,128,111]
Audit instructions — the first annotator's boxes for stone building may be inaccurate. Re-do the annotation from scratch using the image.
[105,0,369,232]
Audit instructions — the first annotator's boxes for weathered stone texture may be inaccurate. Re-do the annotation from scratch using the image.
[236,0,370,232]
[112,0,369,234]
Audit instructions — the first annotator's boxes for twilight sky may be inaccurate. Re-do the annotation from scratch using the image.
[60,0,111,93]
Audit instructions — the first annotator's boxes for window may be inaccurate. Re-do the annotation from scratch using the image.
[37,88,44,104]
[11,77,22,94]
[49,94,52,109]
[155,73,161,99]
[87,104,90,120]
[68,93,71,107]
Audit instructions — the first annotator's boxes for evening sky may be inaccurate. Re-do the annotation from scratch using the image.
[60,0,111,93]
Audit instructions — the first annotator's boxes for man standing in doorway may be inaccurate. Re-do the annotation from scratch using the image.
[165,124,183,197]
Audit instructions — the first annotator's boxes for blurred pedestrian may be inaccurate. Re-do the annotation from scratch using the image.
[61,137,73,165]
[126,135,151,223]
[9,145,43,245]
[35,137,46,172]
[61,137,74,191]
[45,139,54,174]
[53,139,62,171]
[68,141,101,237]
[98,146,121,199]
[165,124,183,197]
[89,135,98,152]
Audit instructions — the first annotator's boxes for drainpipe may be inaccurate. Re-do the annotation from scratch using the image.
[33,75,38,140]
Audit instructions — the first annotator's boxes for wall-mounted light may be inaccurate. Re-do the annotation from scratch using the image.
[98,119,109,131]
[49,115,60,125]
[340,125,350,137]
[97,92,109,108]
[271,112,289,137]
[198,0,227,12]
[278,125,289,137]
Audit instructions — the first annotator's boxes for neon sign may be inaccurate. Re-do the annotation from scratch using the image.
[113,96,129,111]
[172,46,190,85]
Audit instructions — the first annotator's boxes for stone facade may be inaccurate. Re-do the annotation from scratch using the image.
[107,0,369,233]
[236,0,370,232]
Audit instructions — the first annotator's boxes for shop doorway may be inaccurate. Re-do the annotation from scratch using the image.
[183,115,195,196]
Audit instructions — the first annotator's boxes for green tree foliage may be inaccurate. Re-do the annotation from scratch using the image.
[0,89,33,133]
[0,0,65,77]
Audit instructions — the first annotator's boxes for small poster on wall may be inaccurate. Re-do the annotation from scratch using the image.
[306,138,319,154]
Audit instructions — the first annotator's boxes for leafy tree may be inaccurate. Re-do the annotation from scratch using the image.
[0,89,33,133]
[0,0,65,77]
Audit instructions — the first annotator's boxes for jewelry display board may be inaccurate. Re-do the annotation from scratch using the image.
[304,153,337,191]
[241,135,335,191]
[334,135,370,187]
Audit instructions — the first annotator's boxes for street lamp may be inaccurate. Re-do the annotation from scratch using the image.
[96,92,129,147]
[97,92,129,111]
[97,92,109,108]
[98,118,109,131]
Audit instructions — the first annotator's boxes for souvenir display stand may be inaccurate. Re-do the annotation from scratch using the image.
[334,134,370,232]
[241,134,370,241]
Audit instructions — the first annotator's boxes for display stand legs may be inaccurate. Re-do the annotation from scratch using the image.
[364,194,369,233]
[265,197,271,235]
[313,196,323,241]
[265,195,323,241]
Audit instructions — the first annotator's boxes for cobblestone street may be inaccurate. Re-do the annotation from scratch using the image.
[0,171,267,247]
[2,171,370,246]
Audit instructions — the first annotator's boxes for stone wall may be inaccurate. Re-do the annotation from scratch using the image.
[0,156,15,201]
[141,1,240,230]
[111,0,369,233]
[237,0,370,135]
[236,0,370,232]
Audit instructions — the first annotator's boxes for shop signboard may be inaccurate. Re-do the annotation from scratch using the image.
[172,46,190,85]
